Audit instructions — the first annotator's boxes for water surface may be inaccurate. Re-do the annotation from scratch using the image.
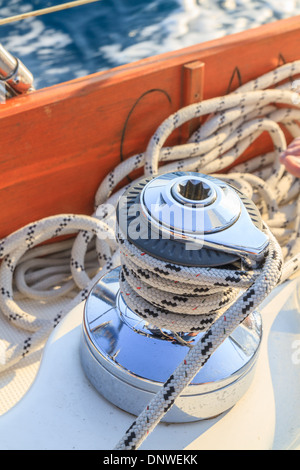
[0,0,299,88]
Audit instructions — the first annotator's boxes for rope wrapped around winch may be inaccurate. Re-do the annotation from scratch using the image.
[114,227,283,450]
[117,228,260,333]
[0,60,300,449]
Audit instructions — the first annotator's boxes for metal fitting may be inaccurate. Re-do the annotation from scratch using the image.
[0,44,34,96]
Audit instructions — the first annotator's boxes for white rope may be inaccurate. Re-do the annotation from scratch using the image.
[0,60,300,449]
[112,64,300,450]
[115,229,283,450]
[0,0,101,26]
[117,229,256,332]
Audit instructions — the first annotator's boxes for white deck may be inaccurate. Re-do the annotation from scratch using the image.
[0,278,299,450]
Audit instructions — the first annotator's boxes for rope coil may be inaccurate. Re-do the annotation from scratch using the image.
[117,228,259,332]
[0,60,299,448]
[114,229,283,450]
[0,0,101,26]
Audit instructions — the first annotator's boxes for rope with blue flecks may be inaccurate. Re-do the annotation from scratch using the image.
[0,61,299,447]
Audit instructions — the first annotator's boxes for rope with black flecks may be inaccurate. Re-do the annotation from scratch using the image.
[0,61,299,447]
[112,65,300,450]
[114,228,283,450]
[117,228,260,333]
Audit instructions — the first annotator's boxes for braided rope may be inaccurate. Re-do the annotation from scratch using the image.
[0,60,300,448]
[117,230,257,332]
[115,230,283,450]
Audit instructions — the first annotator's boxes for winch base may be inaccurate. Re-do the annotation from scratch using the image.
[80,267,262,423]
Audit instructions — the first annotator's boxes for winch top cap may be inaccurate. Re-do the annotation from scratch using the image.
[117,171,270,265]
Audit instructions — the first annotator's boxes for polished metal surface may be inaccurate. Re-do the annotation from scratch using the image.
[141,172,269,262]
[0,43,34,95]
[80,267,263,423]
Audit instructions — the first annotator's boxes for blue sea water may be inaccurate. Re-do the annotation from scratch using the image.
[0,0,300,89]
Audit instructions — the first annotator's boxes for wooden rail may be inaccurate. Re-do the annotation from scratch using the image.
[0,15,300,238]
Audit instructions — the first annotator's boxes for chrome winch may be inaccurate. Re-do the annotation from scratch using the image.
[80,172,269,423]
[0,43,34,98]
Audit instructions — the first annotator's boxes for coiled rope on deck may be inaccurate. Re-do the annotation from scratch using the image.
[0,60,300,448]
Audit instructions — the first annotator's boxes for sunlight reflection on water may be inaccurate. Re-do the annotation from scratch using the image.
[0,0,300,88]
